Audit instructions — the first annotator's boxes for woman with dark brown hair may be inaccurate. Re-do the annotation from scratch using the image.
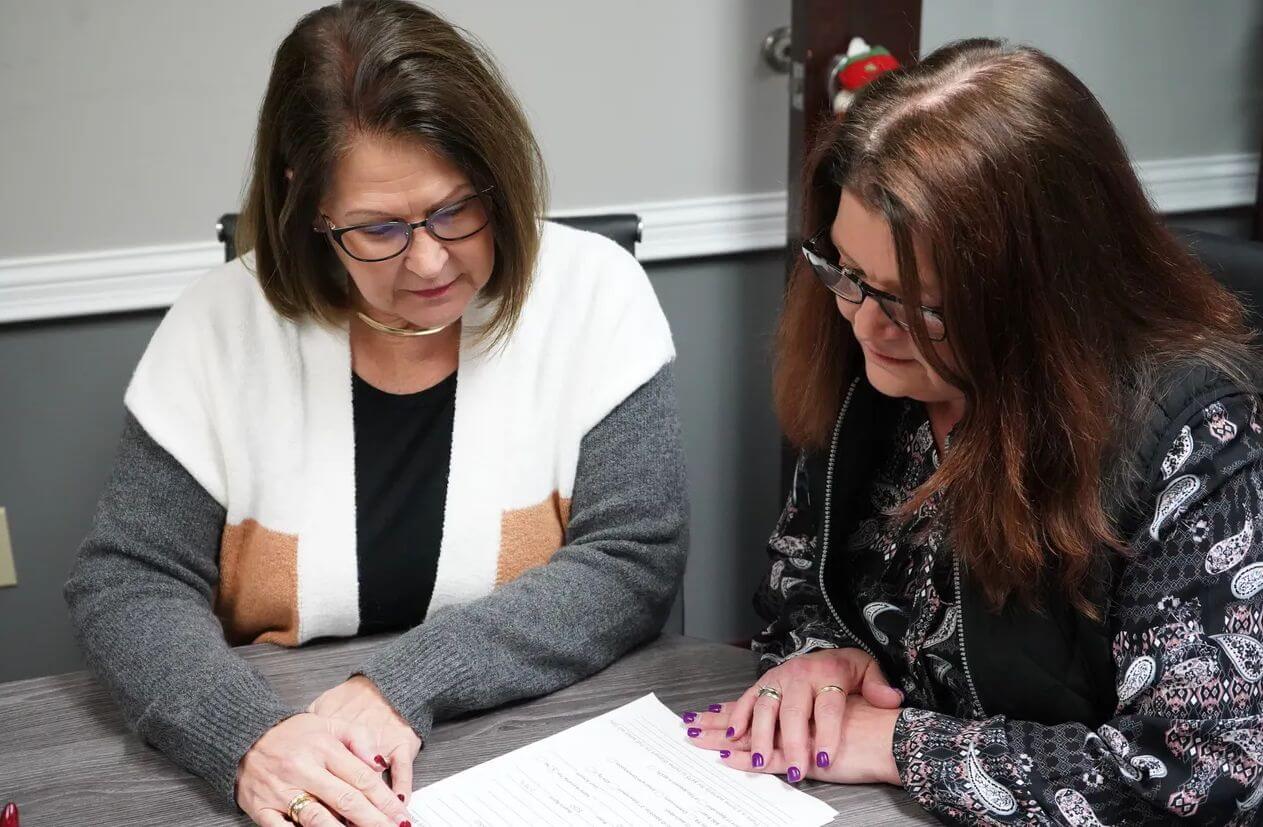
[64,2,686,825]
[686,39,1263,824]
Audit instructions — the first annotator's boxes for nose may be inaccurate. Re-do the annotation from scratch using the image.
[402,227,450,278]
[842,293,899,340]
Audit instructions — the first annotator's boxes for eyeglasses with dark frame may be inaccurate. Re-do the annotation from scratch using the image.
[801,227,947,342]
[317,186,495,262]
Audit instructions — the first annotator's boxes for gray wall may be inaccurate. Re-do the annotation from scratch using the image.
[0,0,791,257]
[0,312,158,681]
[654,252,787,645]
[3,1,1259,257]
[922,0,1263,161]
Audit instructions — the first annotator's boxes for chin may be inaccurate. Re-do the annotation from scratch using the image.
[864,361,920,400]
[396,288,473,328]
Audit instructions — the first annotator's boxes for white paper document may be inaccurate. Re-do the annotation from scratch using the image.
[408,693,839,826]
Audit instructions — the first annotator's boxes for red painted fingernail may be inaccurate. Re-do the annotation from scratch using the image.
[708,703,723,713]
[1,802,18,827]
[726,726,735,738]
[375,754,387,766]
[400,822,412,827]
[398,793,405,801]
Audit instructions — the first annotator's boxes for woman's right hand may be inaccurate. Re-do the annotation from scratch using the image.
[235,713,413,827]
[688,648,902,780]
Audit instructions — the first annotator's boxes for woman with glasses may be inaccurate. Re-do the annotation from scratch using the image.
[64,2,685,825]
[685,40,1263,824]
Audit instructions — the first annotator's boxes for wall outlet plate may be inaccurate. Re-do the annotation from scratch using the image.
[0,508,15,588]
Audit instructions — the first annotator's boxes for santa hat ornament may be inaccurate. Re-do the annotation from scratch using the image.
[829,36,902,115]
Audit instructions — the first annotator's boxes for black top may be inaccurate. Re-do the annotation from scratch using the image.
[352,370,456,635]
[814,378,1117,727]
[826,400,975,718]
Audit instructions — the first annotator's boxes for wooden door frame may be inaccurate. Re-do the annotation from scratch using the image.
[781,1,924,493]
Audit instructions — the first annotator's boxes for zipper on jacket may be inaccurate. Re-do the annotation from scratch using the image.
[817,378,878,660]
[953,556,986,718]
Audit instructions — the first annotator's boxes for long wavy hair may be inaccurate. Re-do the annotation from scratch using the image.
[775,39,1256,615]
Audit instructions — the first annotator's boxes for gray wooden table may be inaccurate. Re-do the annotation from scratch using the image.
[0,635,934,825]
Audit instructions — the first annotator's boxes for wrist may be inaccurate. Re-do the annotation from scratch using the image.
[880,707,902,785]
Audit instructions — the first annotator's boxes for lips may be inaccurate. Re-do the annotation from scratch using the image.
[863,344,912,363]
[407,280,455,299]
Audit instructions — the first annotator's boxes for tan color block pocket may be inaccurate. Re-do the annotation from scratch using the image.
[215,519,300,646]
[497,492,572,586]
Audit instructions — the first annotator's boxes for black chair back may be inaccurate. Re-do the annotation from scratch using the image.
[216,212,640,261]
[1174,228,1263,334]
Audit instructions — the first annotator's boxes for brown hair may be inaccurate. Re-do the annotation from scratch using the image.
[775,39,1256,614]
[237,0,547,345]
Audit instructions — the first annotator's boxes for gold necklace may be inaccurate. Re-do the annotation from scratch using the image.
[354,311,451,337]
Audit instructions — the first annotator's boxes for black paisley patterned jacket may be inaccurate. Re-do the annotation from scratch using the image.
[753,368,1263,825]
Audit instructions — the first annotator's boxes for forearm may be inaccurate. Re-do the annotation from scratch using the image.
[895,704,1263,825]
[65,414,295,804]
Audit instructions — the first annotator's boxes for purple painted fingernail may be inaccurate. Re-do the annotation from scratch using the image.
[816,751,830,768]
[752,752,764,768]
[687,727,701,737]
[708,704,723,713]
[787,766,802,783]
[720,749,731,758]
[726,726,735,738]
[682,711,697,723]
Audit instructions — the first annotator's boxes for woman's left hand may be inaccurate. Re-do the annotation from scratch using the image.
[309,675,424,804]
[683,696,903,786]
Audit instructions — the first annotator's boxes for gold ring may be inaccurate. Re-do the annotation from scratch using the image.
[756,685,782,702]
[816,684,846,697]
[287,791,316,823]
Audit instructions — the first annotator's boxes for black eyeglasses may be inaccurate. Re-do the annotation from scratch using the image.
[802,228,947,341]
[318,187,494,262]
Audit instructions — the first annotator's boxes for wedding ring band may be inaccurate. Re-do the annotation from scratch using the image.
[816,684,846,697]
[756,685,782,702]
[287,791,316,823]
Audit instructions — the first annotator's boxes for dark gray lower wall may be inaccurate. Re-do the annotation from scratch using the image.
[650,251,787,646]
[0,310,161,681]
[0,207,1255,682]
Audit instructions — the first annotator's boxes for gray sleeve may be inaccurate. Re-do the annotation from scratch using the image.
[64,413,296,806]
[359,363,689,738]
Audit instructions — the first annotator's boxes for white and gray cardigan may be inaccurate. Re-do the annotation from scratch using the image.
[65,222,688,804]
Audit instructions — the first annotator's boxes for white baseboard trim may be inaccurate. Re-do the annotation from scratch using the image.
[1136,153,1260,215]
[553,191,787,263]
[0,242,223,325]
[1,153,1256,325]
